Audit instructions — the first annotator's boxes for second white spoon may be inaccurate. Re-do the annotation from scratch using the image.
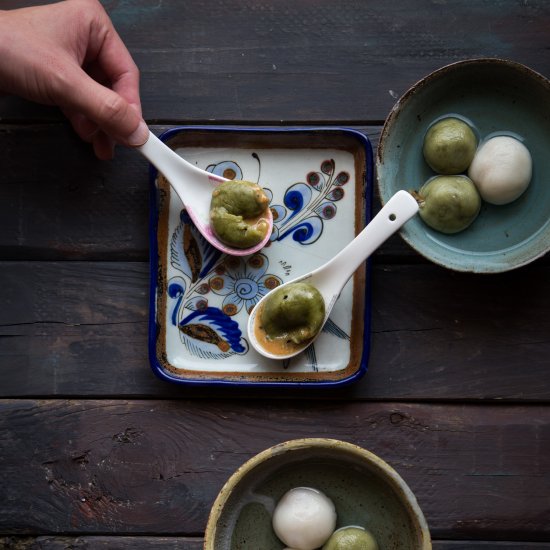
[248,190,419,360]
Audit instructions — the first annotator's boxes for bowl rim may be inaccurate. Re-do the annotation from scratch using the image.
[375,57,550,273]
[204,437,432,549]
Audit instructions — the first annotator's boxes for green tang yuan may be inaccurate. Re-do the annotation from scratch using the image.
[422,117,477,174]
[210,180,270,248]
[415,175,481,234]
[323,526,379,550]
[260,282,325,345]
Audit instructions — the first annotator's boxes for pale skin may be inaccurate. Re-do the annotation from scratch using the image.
[0,0,149,159]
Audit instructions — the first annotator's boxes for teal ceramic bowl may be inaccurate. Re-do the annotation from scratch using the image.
[204,438,431,550]
[376,58,550,272]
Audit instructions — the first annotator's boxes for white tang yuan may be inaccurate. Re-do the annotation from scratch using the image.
[468,135,532,205]
[272,487,337,550]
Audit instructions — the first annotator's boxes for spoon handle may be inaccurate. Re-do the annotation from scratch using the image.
[322,190,419,284]
[137,131,224,206]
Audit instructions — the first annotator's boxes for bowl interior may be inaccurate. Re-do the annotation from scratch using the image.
[207,440,429,549]
[377,59,550,272]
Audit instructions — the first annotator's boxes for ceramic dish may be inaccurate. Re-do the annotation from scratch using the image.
[204,438,432,549]
[148,127,373,387]
[377,58,550,273]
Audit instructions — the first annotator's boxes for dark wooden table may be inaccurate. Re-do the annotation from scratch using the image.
[1,1,550,548]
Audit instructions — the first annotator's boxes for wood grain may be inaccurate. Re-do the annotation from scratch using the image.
[0,400,549,540]
[0,124,150,261]
[1,1,549,123]
[0,261,549,400]
[0,538,203,549]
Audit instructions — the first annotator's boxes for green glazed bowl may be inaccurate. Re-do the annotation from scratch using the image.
[376,58,550,273]
[204,438,431,550]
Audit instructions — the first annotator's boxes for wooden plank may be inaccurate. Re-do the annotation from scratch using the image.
[1,122,544,264]
[0,123,150,261]
[0,538,203,549]
[1,1,549,123]
[0,400,549,539]
[0,261,550,400]
[0,124,391,261]
[1,537,549,549]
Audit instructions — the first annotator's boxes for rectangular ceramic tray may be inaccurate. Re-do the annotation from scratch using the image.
[148,127,373,387]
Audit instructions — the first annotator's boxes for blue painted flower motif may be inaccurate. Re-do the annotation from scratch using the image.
[269,159,350,245]
[208,254,282,316]
[171,210,222,283]
[167,208,282,359]
[179,307,246,355]
[206,160,243,180]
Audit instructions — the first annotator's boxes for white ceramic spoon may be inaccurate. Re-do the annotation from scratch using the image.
[248,190,419,360]
[138,130,273,256]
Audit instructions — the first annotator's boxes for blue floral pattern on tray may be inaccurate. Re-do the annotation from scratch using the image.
[168,209,282,359]
[269,159,350,245]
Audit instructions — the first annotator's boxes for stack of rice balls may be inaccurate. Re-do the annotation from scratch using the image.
[414,116,533,234]
[272,486,378,550]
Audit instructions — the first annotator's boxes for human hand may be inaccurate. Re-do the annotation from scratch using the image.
[0,0,148,159]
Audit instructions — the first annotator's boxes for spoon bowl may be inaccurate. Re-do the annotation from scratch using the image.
[248,190,419,359]
[138,130,273,256]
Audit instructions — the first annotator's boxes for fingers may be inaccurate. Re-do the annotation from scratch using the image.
[54,0,148,152]
[62,107,115,159]
[55,0,146,147]
[92,131,116,160]
[61,108,98,142]
[85,2,143,116]
[55,64,148,147]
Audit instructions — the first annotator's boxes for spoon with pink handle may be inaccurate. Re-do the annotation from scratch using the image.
[248,190,419,359]
[138,130,273,256]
